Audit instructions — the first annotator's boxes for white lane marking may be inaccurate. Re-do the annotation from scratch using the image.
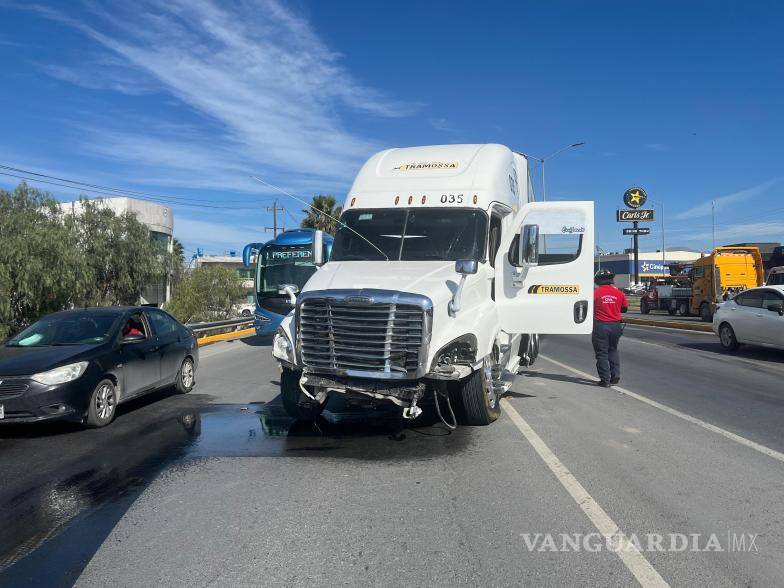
[622,329,784,376]
[500,399,669,588]
[625,323,714,335]
[540,354,784,464]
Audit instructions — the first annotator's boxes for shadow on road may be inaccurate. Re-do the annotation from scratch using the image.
[521,370,597,387]
[240,334,274,347]
[676,341,784,365]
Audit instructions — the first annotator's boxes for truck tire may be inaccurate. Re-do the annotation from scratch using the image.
[454,357,500,426]
[640,300,650,315]
[667,306,677,316]
[678,301,689,316]
[700,302,712,322]
[719,323,740,351]
[280,368,326,421]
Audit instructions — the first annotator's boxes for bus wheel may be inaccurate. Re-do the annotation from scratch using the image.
[280,368,326,421]
[700,302,713,322]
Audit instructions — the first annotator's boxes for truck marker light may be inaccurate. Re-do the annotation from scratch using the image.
[408,195,413,205]
[394,196,400,205]
[473,194,478,204]
[421,195,427,204]
[350,197,356,207]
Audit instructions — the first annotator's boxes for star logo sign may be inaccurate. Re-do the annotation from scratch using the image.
[628,190,643,205]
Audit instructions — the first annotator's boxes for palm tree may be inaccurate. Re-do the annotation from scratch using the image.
[301,194,342,235]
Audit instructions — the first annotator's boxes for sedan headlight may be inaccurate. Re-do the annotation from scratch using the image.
[31,361,89,385]
[272,328,295,364]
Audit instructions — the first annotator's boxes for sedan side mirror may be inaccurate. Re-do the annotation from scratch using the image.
[519,224,539,267]
[278,284,299,305]
[122,333,145,344]
[767,303,784,316]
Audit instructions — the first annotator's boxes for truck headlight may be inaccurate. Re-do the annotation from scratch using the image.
[272,328,294,364]
[31,361,89,385]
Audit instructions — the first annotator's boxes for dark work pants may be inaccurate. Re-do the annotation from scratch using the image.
[592,321,623,383]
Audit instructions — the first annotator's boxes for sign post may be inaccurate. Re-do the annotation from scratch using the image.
[620,187,648,285]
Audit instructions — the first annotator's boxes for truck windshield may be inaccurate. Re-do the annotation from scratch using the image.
[332,208,487,262]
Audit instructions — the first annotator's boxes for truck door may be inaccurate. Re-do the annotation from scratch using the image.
[494,201,594,334]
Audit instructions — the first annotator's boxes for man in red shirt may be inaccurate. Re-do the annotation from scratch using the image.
[592,269,628,386]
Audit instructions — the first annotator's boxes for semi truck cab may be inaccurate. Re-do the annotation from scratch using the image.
[272,144,594,426]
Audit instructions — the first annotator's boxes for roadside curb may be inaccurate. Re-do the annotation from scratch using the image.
[623,317,714,333]
[197,327,256,346]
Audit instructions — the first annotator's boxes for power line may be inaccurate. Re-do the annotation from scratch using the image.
[0,171,273,211]
[0,163,278,207]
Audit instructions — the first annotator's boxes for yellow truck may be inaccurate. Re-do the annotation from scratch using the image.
[689,246,764,321]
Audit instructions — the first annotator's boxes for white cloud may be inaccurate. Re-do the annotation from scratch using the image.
[25,0,415,182]
[674,178,780,220]
[680,221,784,243]
[646,143,667,152]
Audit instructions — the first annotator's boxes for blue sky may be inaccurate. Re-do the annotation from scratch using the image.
[1,0,782,257]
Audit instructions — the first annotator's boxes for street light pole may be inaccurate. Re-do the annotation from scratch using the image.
[539,142,585,202]
[515,142,585,202]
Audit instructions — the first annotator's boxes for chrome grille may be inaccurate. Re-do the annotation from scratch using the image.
[299,293,429,377]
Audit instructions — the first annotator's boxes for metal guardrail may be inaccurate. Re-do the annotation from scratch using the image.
[186,317,255,336]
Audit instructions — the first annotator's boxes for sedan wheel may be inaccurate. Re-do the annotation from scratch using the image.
[176,357,196,393]
[85,379,117,428]
[719,323,740,352]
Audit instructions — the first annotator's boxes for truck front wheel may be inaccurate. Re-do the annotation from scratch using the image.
[280,368,326,421]
[640,300,650,314]
[454,356,500,426]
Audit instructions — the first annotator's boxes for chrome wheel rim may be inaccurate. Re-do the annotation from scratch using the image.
[181,360,194,388]
[95,384,116,420]
[483,357,497,408]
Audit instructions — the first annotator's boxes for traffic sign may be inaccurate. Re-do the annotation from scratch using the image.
[623,227,651,236]
[617,209,655,222]
[623,187,647,209]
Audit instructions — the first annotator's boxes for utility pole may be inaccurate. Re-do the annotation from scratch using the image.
[265,200,285,237]
[661,202,666,272]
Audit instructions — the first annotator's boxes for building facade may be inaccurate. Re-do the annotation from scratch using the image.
[595,249,703,288]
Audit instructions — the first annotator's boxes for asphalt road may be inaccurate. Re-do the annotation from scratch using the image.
[2,326,784,586]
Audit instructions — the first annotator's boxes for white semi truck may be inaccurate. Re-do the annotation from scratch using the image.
[272,144,594,426]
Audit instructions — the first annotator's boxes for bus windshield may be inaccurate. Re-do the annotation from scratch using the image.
[257,244,317,296]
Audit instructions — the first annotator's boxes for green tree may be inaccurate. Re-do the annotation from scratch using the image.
[166,265,245,324]
[0,183,169,338]
[170,238,186,290]
[301,194,342,234]
[0,183,89,338]
[72,197,164,306]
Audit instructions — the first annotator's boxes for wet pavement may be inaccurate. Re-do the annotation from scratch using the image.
[0,338,470,586]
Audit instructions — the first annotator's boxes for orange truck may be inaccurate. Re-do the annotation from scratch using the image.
[689,246,764,321]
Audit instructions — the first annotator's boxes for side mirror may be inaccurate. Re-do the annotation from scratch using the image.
[455,259,478,275]
[278,284,299,305]
[122,333,145,344]
[313,229,325,267]
[519,224,539,267]
[767,303,784,316]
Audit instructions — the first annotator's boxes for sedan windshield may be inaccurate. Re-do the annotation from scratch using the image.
[6,314,119,347]
[331,208,487,262]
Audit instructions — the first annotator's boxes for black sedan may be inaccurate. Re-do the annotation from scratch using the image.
[0,306,199,427]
